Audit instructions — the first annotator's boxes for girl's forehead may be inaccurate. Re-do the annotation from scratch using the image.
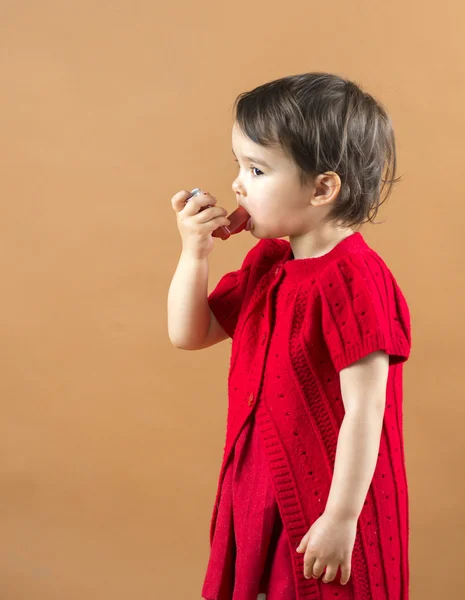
[232,125,287,163]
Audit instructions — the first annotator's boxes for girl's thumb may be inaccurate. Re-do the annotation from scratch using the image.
[296,532,309,553]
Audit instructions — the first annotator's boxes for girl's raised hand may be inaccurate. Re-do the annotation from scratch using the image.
[171,189,231,260]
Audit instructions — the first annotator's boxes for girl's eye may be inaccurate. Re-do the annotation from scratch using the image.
[233,159,264,177]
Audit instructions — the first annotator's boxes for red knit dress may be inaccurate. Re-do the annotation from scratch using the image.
[201,233,412,600]
[202,260,307,600]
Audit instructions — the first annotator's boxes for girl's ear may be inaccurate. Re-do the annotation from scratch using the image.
[310,171,341,207]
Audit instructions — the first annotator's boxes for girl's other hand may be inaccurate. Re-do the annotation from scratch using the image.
[296,511,356,586]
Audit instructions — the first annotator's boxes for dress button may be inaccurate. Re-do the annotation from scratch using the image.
[247,393,254,406]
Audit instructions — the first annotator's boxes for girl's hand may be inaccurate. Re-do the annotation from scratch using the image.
[171,190,230,260]
[296,511,357,585]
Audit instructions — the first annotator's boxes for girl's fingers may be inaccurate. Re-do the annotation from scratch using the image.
[171,190,195,213]
[184,194,217,217]
[321,564,338,583]
[340,562,351,585]
[311,558,325,579]
[304,555,317,579]
[171,189,216,214]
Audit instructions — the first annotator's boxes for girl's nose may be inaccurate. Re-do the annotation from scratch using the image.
[232,178,244,196]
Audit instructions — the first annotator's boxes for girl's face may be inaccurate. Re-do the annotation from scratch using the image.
[231,122,326,239]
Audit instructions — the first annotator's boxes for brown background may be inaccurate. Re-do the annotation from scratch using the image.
[0,1,463,598]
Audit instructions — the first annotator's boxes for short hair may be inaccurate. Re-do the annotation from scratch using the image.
[232,72,402,228]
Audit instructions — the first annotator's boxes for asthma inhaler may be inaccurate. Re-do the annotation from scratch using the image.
[185,188,251,240]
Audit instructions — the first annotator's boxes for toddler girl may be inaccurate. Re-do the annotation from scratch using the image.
[168,72,412,600]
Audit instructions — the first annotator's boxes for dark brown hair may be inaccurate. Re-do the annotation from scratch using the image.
[232,72,402,228]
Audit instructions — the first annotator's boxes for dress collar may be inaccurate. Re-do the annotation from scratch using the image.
[275,232,368,279]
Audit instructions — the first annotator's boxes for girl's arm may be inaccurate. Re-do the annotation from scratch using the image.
[324,351,389,520]
[167,252,211,350]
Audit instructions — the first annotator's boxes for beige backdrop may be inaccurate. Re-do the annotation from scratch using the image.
[0,1,463,598]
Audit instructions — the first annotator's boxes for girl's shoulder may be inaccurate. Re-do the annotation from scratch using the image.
[240,238,289,271]
[314,246,412,370]
[317,243,409,302]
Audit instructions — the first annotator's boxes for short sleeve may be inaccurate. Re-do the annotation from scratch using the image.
[319,254,412,373]
[207,240,266,338]
[207,267,249,339]
[208,238,288,338]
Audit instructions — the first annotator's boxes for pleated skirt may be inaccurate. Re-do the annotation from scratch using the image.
[201,407,296,600]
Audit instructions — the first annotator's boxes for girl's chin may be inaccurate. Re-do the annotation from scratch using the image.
[245,222,275,239]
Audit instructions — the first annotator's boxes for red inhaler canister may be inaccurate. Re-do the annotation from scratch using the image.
[185,188,250,240]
